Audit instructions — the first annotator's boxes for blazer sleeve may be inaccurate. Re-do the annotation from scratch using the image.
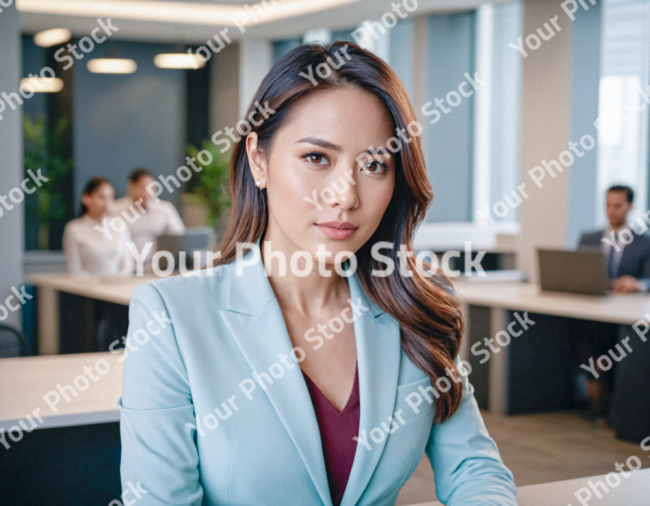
[119,283,203,505]
[577,231,601,248]
[425,358,518,505]
[578,232,588,247]
[635,237,650,292]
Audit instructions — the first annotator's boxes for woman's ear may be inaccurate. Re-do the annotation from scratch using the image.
[246,132,267,189]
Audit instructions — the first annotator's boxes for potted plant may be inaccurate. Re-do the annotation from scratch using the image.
[185,141,232,237]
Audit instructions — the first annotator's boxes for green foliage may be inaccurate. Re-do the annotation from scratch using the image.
[23,116,73,223]
[186,141,231,228]
[23,115,74,249]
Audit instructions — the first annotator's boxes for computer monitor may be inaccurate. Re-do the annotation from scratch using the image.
[157,229,212,271]
[537,248,610,296]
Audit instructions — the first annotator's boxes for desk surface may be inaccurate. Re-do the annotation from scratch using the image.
[454,280,650,325]
[29,274,650,325]
[4,352,649,505]
[411,468,650,505]
[0,352,123,431]
[26,272,158,305]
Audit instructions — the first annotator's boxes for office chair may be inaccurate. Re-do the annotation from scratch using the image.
[0,324,29,358]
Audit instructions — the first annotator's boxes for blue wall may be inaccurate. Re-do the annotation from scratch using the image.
[73,41,186,204]
[389,19,414,100]
[566,1,602,245]
[273,38,302,63]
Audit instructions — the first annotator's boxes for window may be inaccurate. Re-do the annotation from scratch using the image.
[597,0,650,224]
[473,1,523,225]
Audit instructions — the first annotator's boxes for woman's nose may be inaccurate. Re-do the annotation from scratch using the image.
[327,170,359,210]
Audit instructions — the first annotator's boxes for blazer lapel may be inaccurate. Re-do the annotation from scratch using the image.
[340,274,402,506]
[219,243,402,506]
[220,245,333,506]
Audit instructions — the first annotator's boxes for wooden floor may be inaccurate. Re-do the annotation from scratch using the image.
[396,410,650,505]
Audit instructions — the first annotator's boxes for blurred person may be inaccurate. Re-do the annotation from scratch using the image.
[573,185,650,421]
[119,42,517,506]
[63,177,134,276]
[111,167,185,270]
[579,185,650,292]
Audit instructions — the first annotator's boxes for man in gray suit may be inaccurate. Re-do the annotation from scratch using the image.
[573,185,650,421]
[579,185,650,292]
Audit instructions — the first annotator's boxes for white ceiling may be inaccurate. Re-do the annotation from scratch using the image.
[19,0,508,44]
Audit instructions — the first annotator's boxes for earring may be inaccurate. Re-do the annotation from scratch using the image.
[255,180,261,187]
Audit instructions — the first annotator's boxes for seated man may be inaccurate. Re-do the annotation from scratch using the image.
[573,185,650,420]
[111,168,185,271]
[579,185,650,292]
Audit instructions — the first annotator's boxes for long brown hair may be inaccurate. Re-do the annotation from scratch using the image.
[216,41,465,422]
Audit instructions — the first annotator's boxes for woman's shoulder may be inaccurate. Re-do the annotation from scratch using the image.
[132,262,231,307]
[64,216,86,228]
[63,216,89,237]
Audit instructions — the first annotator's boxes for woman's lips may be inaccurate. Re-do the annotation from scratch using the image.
[315,221,358,240]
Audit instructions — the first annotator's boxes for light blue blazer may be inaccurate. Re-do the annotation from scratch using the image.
[119,246,517,506]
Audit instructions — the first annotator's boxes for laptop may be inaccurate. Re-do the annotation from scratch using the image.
[537,248,610,296]
[157,229,212,271]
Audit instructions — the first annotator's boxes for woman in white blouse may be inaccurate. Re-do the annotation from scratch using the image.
[63,177,134,276]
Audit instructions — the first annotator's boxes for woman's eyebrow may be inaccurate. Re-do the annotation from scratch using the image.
[296,137,342,151]
[359,147,393,159]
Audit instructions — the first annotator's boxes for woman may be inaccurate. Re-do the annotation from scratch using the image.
[63,177,134,276]
[120,42,517,505]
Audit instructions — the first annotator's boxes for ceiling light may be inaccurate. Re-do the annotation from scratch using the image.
[20,77,64,93]
[16,0,361,26]
[87,58,137,74]
[33,28,71,47]
[154,53,206,69]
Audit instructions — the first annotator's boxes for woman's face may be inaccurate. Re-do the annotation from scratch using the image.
[248,87,397,265]
[83,183,114,220]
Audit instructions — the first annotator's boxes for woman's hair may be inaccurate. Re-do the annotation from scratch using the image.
[80,176,112,216]
[215,41,465,422]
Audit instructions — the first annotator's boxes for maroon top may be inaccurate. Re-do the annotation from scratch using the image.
[302,364,360,506]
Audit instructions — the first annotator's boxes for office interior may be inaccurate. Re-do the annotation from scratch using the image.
[1,0,650,504]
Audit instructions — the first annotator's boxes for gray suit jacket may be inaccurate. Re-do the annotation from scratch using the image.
[579,228,650,290]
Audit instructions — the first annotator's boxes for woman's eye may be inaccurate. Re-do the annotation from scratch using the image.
[302,152,329,165]
[363,161,389,173]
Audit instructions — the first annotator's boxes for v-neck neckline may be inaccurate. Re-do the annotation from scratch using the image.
[302,363,359,414]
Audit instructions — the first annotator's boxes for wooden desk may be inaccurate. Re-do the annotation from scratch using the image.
[454,280,650,325]
[0,352,123,431]
[409,468,650,505]
[453,280,650,443]
[26,273,157,355]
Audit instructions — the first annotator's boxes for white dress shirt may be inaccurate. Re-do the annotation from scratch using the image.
[63,215,135,275]
[111,197,185,265]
